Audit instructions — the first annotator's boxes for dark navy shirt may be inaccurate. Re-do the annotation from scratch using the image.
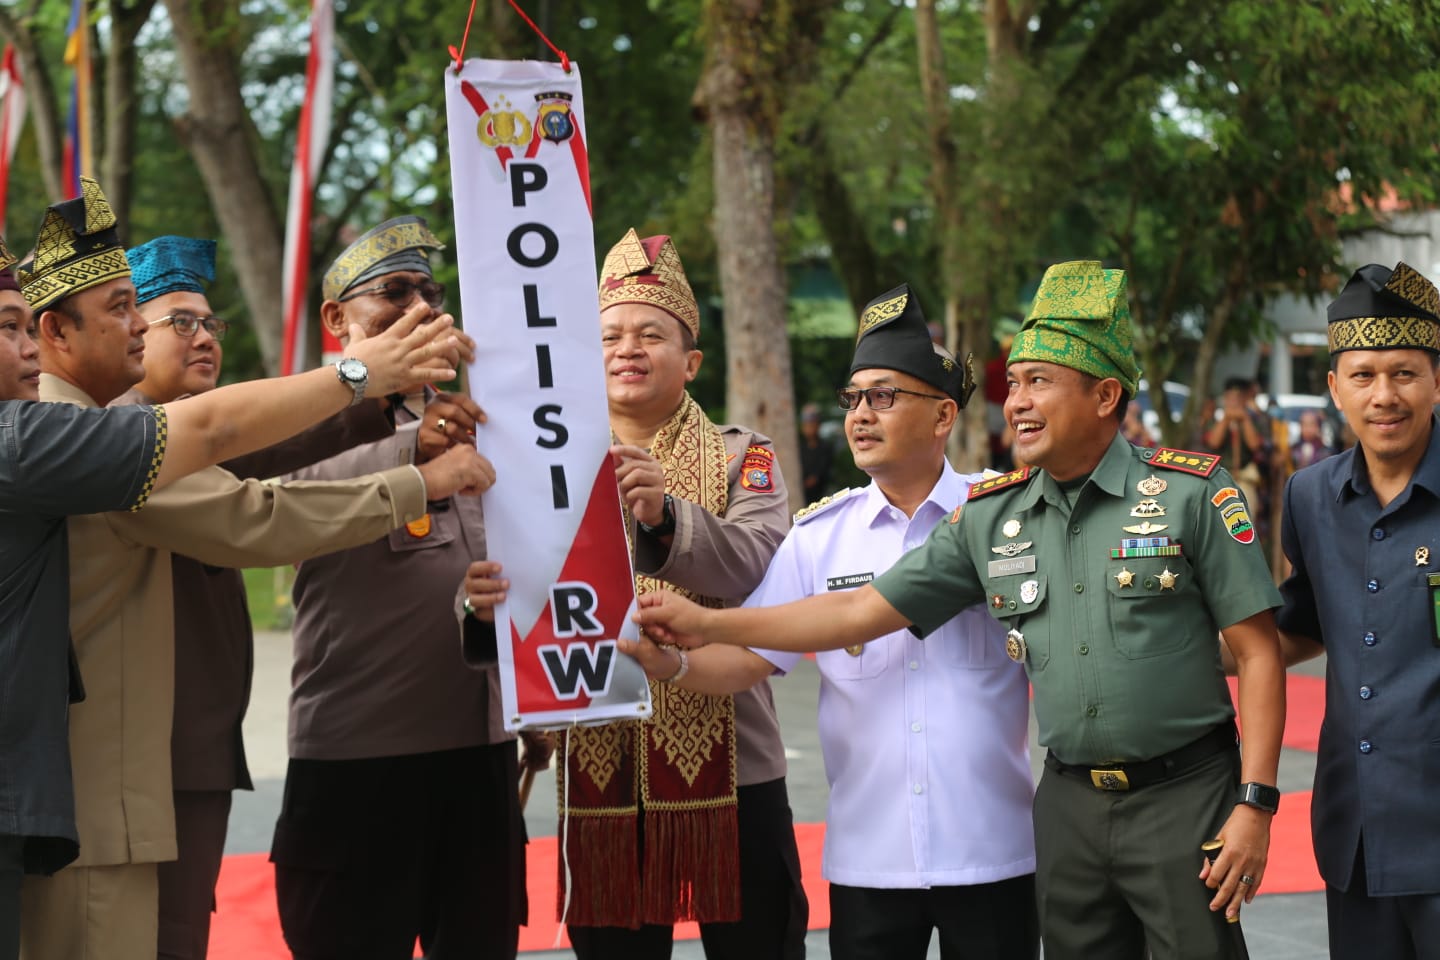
[0,399,164,872]
[1278,418,1440,896]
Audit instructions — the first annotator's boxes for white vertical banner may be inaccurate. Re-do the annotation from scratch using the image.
[445,59,650,730]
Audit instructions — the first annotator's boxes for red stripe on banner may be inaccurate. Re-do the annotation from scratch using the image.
[509,457,634,715]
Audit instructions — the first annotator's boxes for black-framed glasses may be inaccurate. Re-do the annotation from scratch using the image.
[148,312,228,340]
[339,278,445,310]
[837,385,948,411]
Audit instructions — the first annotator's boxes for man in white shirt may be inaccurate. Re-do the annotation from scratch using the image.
[618,284,1038,959]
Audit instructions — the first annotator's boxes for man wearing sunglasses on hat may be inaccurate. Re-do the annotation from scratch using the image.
[270,216,535,960]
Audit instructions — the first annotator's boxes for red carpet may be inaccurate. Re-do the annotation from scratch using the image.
[210,674,1326,957]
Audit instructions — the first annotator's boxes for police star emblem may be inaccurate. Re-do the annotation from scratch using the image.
[1157,567,1179,590]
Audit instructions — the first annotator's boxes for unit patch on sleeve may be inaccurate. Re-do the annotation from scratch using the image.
[966,467,1033,501]
[740,444,777,493]
[1151,447,1220,478]
[1210,486,1255,544]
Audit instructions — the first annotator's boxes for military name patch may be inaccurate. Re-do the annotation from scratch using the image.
[988,556,1037,578]
[740,445,776,492]
[1152,447,1220,477]
[966,467,1033,501]
[827,572,875,591]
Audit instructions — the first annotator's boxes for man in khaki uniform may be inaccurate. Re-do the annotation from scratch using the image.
[16,185,493,960]
[465,229,808,960]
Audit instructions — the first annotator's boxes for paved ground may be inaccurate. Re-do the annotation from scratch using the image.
[235,630,1330,958]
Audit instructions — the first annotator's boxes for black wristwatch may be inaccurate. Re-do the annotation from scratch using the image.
[639,493,676,538]
[1238,782,1280,814]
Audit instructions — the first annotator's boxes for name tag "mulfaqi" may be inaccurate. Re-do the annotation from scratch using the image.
[988,556,1037,578]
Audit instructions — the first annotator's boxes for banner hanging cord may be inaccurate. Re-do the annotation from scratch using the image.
[450,0,572,74]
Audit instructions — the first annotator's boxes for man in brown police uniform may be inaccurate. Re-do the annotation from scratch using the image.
[269,216,535,960]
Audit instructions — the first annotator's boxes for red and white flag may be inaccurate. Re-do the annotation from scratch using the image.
[0,45,26,232]
[280,0,336,375]
[445,58,649,730]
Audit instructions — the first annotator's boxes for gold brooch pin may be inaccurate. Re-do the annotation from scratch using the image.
[1122,520,1169,535]
[1130,499,1166,518]
[1002,519,1022,538]
[1137,475,1168,496]
[1158,567,1179,590]
[1115,567,1135,588]
[1418,546,1431,567]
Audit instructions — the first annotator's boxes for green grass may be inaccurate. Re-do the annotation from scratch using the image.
[242,566,296,632]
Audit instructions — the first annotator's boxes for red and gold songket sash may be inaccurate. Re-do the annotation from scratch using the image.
[558,393,740,927]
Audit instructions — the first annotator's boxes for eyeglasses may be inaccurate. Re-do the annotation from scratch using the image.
[339,278,445,310]
[148,313,229,340]
[836,385,948,411]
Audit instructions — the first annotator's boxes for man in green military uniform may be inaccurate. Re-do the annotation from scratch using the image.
[635,261,1287,960]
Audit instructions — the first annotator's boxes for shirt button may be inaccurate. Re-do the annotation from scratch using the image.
[1372,528,1386,541]
[1078,644,1089,655]
[1364,632,1377,646]
[1360,740,1373,754]
[1360,686,1373,700]
[1074,583,1085,594]
[1085,705,1098,717]
[909,660,919,671]
[1070,523,1082,535]
[1367,579,1380,593]
[911,722,922,733]
[913,783,923,795]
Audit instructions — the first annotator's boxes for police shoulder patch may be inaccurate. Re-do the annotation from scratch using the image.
[793,487,856,525]
[1150,447,1220,478]
[966,467,1033,501]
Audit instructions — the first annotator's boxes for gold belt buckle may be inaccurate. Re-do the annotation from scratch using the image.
[1090,768,1130,791]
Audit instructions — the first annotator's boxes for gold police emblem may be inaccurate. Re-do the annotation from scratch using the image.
[1418,546,1431,567]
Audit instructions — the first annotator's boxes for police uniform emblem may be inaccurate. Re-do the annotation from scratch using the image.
[1005,629,1027,662]
[535,91,576,143]
[740,444,776,492]
[1418,546,1431,567]
[405,514,432,538]
[1019,579,1039,604]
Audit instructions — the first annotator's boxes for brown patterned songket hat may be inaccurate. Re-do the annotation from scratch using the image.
[597,228,700,341]
[17,177,131,313]
[1326,261,1440,355]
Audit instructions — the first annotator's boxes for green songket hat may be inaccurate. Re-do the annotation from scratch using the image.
[1008,260,1140,396]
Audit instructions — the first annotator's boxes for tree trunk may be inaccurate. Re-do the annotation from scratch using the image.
[163,0,285,373]
[102,0,157,242]
[697,0,832,513]
[0,6,65,202]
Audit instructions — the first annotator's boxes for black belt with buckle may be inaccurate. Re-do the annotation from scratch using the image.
[1045,722,1238,792]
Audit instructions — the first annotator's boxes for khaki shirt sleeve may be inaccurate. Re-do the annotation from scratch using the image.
[636,429,789,601]
[105,462,427,568]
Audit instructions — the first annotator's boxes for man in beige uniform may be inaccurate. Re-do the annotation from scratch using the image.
[17,186,494,960]
[465,229,807,960]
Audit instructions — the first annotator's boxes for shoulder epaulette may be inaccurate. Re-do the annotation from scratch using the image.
[1149,447,1221,478]
[793,487,856,525]
[965,467,1033,501]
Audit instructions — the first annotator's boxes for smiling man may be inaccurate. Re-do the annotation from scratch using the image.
[635,260,1288,960]
[1273,262,1440,960]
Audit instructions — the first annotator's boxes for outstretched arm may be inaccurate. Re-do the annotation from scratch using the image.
[633,583,909,654]
[154,304,456,490]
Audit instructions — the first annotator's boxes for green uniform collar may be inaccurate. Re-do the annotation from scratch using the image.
[1014,431,1131,511]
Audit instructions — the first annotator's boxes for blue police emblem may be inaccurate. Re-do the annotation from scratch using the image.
[535,91,576,144]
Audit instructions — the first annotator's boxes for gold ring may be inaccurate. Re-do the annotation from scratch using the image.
[436,417,447,433]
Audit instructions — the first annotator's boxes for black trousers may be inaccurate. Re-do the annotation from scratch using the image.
[828,877,1038,960]
[1327,839,1440,960]
[567,777,808,960]
[271,743,525,960]
[0,835,21,960]
[157,790,232,960]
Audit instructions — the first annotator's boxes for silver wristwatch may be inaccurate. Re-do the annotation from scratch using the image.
[333,358,369,407]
